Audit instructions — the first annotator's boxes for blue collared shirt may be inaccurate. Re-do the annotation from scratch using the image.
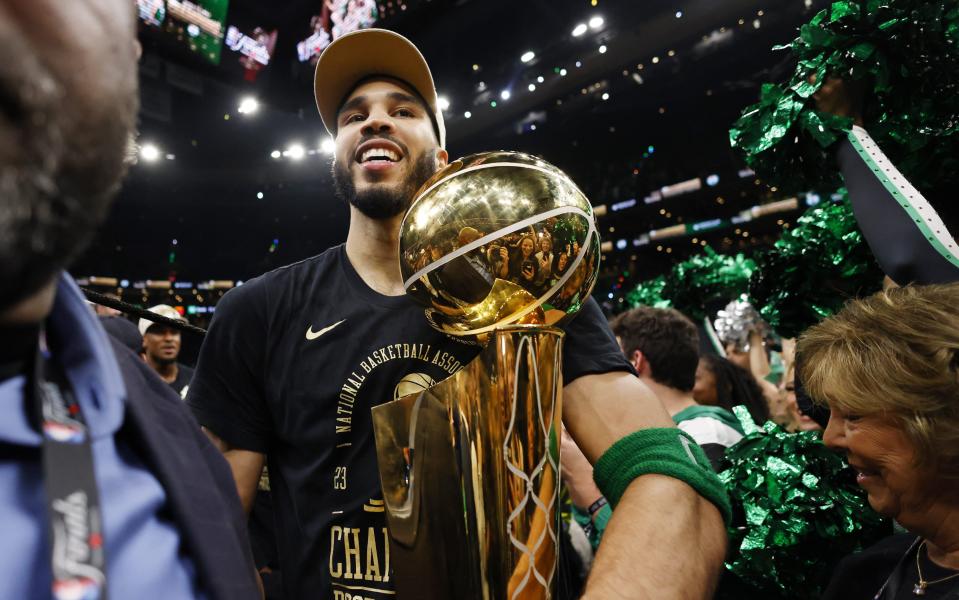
[0,274,205,599]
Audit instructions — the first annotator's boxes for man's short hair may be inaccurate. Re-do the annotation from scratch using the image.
[610,307,700,392]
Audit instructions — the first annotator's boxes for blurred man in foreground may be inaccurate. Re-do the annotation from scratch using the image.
[0,2,258,598]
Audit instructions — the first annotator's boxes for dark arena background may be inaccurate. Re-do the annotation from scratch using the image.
[75,0,829,362]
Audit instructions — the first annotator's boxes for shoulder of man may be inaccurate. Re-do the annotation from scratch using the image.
[213,247,339,322]
[674,406,744,448]
[107,338,261,599]
[673,405,744,432]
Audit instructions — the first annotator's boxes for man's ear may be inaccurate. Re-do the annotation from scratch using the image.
[631,349,648,376]
[436,148,449,169]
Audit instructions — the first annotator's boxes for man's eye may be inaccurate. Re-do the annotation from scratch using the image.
[345,114,364,123]
[394,108,414,117]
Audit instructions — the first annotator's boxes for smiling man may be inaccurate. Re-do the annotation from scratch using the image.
[188,28,727,599]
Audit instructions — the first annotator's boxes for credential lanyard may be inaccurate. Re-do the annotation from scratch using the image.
[30,333,109,600]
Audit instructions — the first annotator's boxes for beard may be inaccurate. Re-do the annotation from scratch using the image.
[150,352,177,367]
[0,18,138,311]
[332,150,438,220]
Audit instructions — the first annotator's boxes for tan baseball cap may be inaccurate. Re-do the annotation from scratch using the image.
[313,28,446,148]
[138,304,186,336]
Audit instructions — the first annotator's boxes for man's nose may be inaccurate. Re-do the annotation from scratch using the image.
[362,110,395,136]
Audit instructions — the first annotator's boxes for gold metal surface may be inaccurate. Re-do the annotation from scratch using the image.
[372,327,564,600]
[399,151,600,340]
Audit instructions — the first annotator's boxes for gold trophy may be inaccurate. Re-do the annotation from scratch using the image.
[372,152,600,599]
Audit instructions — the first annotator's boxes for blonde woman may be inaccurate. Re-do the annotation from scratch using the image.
[798,284,959,599]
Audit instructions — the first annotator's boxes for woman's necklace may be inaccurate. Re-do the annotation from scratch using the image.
[913,540,959,595]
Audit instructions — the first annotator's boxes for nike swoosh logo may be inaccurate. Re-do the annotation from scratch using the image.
[306,319,346,341]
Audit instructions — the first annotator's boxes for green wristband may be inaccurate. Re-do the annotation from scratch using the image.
[592,428,732,526]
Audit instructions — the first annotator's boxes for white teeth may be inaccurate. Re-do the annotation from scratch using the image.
[360,148,400,162]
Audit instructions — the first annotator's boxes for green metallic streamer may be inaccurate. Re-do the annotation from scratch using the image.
[626,247,755,320]
[748,196,883,339]
[730,0,959,196]
[718,407,890,599]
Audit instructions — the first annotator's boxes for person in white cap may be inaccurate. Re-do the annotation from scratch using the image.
[188,28,726,599]
[139,304,194,399]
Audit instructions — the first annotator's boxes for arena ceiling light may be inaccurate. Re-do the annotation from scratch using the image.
[238,96,259,115]
[286,143,305,160]
[571,23,588,37]
[520,51,535,63]
[320,137,335,154]
[140,143,160,162]
[437,96,450,111]
[500,89,511,101]
[588,15,604,29]
[270,150,281,159]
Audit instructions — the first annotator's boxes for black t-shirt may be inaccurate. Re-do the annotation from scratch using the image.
[187,244,630,600]
[171,363,194,399]
[823,534,959,600]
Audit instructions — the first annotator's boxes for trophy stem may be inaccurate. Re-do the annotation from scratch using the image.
[372,326,564,599]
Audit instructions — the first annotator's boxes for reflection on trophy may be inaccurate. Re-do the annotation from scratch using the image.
[371,152,600,599]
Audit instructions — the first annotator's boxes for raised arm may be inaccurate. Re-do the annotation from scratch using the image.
[814,77,959,285]
[563,371,727,599]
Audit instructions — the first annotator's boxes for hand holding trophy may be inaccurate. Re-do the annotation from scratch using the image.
[372,151,600,599]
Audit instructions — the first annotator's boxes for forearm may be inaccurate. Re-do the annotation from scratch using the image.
[840,126,959,284]
[582,475,726,599]
[563,372,673,463]
[747,330,770,380]
[563,372,727,597]
[201,426,265,515]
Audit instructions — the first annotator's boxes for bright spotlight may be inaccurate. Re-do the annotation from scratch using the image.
[500,89,511,101]
[589,15,604,29]
[572,23,588,36]
[464,111,472,119]
[270,150,281,159]
[537,76,544,83]
[599,44,607,54]
[288,144,305,160]
[437,96,450,111]
[528,83,536,92]
[256,192,264,199]
[140,144,160,162]
[601,92,610,100]
[320,137,335,154]
[559,68,568,76]
[238,96,259,114]
[520,51,535,63]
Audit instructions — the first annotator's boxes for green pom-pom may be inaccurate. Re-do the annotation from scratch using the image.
[731,0,959,197]
[748,195,883,338]
[718,419,891,599]
[625,275,670,310]
[626,247,755,320]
